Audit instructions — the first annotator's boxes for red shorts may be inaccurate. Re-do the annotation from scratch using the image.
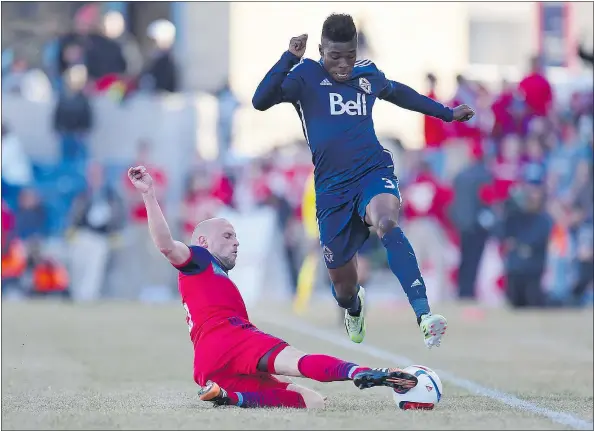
[193,322,288,386]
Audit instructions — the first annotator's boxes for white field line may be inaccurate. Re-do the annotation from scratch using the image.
[258,315,594,431]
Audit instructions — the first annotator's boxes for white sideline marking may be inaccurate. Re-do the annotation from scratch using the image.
[258,316,594,431]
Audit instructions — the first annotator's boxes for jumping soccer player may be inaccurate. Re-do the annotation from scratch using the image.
[128,165,418,409]
[252,13,475,348]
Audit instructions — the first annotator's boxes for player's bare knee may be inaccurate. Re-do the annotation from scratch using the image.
[274,346,306,377]
[377,215,398,237]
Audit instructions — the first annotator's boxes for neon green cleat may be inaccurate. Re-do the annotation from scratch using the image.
[344,286,366,343]
[419,313,448,348]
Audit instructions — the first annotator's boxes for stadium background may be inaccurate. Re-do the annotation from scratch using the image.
[1,2,593,429]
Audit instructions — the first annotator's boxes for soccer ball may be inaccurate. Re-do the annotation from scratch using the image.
[392,365,443,410]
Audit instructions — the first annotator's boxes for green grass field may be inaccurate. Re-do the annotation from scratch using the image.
[2,300,593,430]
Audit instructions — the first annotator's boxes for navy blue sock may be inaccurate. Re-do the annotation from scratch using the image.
[381,227,430,319]
[331,284,361,316]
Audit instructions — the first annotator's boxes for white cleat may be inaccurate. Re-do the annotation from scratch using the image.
[419,313,447,349]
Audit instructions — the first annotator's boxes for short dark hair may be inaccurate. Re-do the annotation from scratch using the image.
[321,13,357,43]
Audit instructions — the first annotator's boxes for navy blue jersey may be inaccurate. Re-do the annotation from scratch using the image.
[253,51,454,195]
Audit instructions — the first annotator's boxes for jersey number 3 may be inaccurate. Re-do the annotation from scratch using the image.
[183,302,194,332]
[382,178,396,189]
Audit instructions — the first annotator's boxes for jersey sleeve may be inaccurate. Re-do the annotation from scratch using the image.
[282,61,307,103]
[172,245,212,275]
[376,68,454,122]
[252,51,305,110]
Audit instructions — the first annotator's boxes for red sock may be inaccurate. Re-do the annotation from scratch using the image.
[230,389,306,408]
[297,354,370,382]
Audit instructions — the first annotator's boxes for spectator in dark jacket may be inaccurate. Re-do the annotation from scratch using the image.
[500,177,552,308]
[450,145,493,299]
[138,20,178,93]
[85,32,127,82]
[103,10,143,77]
[53,65,93,164]
[58,4,126,83]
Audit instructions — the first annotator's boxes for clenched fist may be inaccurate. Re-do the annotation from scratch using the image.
[128,166,153,194]
[289,34,308,58]
[452,104,475,122]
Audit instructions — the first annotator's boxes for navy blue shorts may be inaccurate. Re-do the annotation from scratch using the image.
[316,167,401,269]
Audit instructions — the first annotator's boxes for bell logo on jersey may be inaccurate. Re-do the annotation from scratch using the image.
[329,93,368,116]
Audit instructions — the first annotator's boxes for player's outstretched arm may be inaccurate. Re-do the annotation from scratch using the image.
[378,80,455,121]
[128,166,190,266]
[252,34,307,110]
[379,79,476,122]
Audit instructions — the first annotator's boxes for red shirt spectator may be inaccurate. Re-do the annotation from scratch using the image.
[450,75,482,146]
[124,141,168,223]
[251,174,273,205]
[2,200,15,234]
[423,74,448,148]
[486,159,521,204]
[480,135,523,205]
[1,200,17,258]
[518,56,553,117]
[491,84,521,138]
[181,170,223,238]
[181,191,222,237]
[210,170,234,207]
[282,163,312,211]
[424,90,448,148]
[402,165,454,233]
[124,166,167,222]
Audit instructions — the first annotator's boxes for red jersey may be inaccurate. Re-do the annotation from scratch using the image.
[171,246,287,387]
[174,246,249,341]
[173,246,283,380]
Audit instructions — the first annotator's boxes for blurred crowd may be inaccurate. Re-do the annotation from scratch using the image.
[1,125,312,301]
[2,4,178,99]
[402,54,593,308]
[2,5,592,309]
[1,3,179,300]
